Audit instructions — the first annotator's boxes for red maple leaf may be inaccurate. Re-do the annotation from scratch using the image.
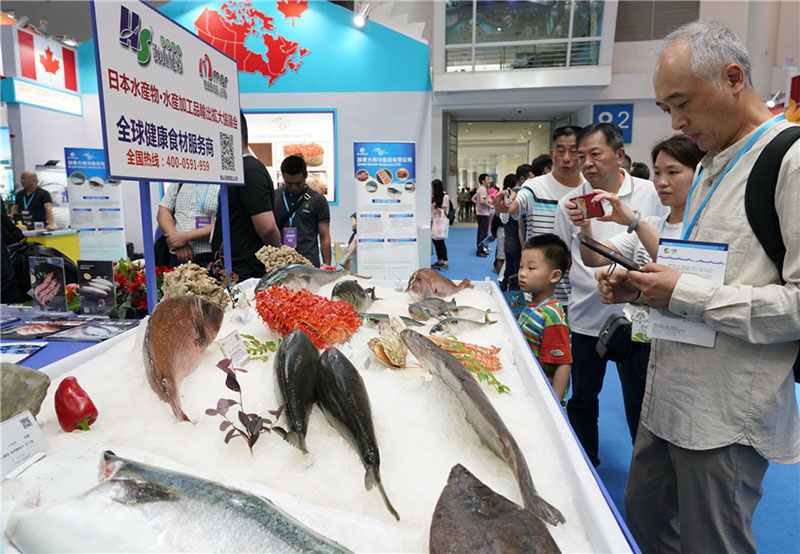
[276,0,307,26]
[39,47,61,74]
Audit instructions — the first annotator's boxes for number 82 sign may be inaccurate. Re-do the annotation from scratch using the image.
[593,104,633,143]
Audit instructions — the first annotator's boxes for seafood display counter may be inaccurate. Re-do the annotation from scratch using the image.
[2,277,635,553]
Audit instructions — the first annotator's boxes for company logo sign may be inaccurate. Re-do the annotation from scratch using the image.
[119,6,183,74]
[198,54,228,99]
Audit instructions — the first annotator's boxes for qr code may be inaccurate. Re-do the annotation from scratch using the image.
[220,132,235,171]
[20,416,32,429]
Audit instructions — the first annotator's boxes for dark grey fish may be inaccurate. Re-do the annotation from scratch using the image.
[358,313,424,328]
[430,316,496,337]
[331,280,377,312]
[317,348,400,521]
[429,464,560,554]
[256,264,346,292]
[408,297,456,322]
[274,329,320,453]
[7,450,351,553]
[401,329,565,527]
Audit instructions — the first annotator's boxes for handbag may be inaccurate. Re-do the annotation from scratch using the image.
[595,313,632,363]
[154,234,172,267]
[431,213,449,240]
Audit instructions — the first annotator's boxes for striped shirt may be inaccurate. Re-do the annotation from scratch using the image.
[518,296,572,403]
[516,173,586,305]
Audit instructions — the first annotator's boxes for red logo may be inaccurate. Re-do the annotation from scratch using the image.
[199,54,212,78]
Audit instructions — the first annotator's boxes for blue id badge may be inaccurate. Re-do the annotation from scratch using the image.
[195,216,212,229]
[283,227,298,248]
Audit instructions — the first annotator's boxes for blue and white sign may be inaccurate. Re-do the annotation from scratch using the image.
[65,147,126,261]
[354,142,418,278]
[593,104,633,143]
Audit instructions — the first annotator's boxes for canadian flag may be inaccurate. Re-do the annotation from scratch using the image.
[17,29,78,92]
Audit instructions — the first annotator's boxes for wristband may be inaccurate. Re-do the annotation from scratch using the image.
[626,211,641,234]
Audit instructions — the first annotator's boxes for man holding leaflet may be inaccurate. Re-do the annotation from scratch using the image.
[597,20,800,553]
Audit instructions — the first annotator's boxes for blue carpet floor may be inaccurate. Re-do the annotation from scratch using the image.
[434,224,800,553]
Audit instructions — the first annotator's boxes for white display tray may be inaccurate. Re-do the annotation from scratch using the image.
[3,278,635,553]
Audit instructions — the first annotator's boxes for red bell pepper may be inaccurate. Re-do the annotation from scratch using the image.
[54,377,98,432]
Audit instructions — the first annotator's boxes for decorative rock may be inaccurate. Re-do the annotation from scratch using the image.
[1,363,51,421]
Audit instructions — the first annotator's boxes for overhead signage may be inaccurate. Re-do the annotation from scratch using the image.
[0,78,82,116]
[593,104,633,143]
[90,0,244,185]
[353,142,418,279]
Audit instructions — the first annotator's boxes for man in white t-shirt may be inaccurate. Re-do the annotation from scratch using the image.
[552,122,666,467]
[473,173,492,257]
[494,126,585,304]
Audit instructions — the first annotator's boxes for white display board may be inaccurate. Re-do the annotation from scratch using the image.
[90,0,243,185]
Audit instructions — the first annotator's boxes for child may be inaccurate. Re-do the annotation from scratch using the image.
[517,234,572,406]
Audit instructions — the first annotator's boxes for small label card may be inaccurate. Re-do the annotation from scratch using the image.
[218,329,249,366]
[2,410,50,479]
[338,342,370,370]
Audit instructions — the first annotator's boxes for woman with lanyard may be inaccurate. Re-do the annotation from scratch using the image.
[157,182,220,268]
[566,134,704,442]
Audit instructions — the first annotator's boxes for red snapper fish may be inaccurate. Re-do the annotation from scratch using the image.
[143,296,224,421]
[405,269,471,299]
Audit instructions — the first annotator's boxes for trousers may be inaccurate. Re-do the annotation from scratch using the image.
[432,239,448,262]
[617,341,650,443]
[476,215,489,250]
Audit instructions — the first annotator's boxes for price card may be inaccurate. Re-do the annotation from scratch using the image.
[2,410,50,479]
[217,330,249,366]
[338,342,370,370]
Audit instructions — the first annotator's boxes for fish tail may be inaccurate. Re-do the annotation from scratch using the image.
[367,467,400,521]
[456,279,472,290]
[169,397,191,423]
[285,431,309,454]
[528,495,566,527]
[485,314,497,324]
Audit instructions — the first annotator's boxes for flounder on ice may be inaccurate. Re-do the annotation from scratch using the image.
[405,269,471,299]
[6,450,351,553]
[143,296,223,422]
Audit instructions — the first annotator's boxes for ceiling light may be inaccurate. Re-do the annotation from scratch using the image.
[353,3,371,28]
[56,35,78,47]
[16,15,29,28]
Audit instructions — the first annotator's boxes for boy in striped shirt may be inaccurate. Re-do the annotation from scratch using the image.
[517,234,572,405]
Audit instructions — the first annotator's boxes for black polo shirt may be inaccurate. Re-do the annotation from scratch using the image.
[273,186,330,267]
[15,188,52,229]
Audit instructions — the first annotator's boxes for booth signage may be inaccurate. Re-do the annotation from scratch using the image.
[0,78,82,116]
[90,0,244,185]
[353,142,418,279]
[593,104,633,143]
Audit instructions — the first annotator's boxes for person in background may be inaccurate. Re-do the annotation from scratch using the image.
[473,174,492,257]
[157,182,219,267]
[430,179,450,270]
[622,154,632,172]
[457,186,470,222]
[211,111,281,280]
[10,171,54,231]
[337,213,357,271]
[531,154,553,177]
[567,134,703,442]
[517,233,572,405]
[630,161,651,180]
[598,20,799,552]
[273,155,331,267]
[553,122,666,467]
[499,173,521,290]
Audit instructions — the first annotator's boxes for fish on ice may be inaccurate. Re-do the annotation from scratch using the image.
[274,329,321,453]
[430,316,496,337]
[331,280,378,313]
[407,296,455,322]
[256,264,346,293]
[405,269,471,300]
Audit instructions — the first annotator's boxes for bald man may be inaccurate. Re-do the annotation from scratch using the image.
[10,171,55,231]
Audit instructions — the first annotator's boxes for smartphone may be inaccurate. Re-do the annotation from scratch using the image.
[571,192,605,219]
[577,233,641,271]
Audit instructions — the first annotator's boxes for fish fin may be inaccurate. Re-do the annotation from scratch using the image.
[485,314,497,324]
[528,496,566,526]
[457,279,472,290]
[285,431,309,454]
[351,272,371,279]
[366,467,400,521]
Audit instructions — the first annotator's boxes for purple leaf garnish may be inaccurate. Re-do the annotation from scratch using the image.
[225,373,241,392]
[205,408,218,416]
[216,398,237,415]
[219,420,232,431]
[217,359,232,373]
[224,428,237,444]
[238,410,249,428]
[272,426,287,439]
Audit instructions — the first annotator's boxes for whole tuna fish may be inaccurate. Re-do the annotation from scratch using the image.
[256,264,345,292]
[274,329,320,453]
[358,313,424,328]
[430,316,496,337]
[408,297,456,322]
[429,464,560,554]
[401,329,565,527]
[143,296,223,422]
[6,450,351,553]
[405,269,471,300]
[317,348,400,521]
[331,280,377,312]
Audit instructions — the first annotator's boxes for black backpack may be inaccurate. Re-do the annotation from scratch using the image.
[447,199,456,225]
[744,125,800,382]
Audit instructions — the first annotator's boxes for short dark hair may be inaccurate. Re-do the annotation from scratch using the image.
[478,173,489,185]
[515,164,533,181]
[240,110,248,146]
[280,155,307,176]
[531,154,553,176]
[502,173,517,190]
[524,233,571,274]
[553,125,582,142]
[577,122,624,152]
[630,162,650,179]
[651,134,704,170]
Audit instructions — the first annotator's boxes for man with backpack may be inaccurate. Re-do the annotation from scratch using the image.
[598,20,799,553]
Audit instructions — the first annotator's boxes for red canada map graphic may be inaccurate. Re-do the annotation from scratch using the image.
[195,1,309,86]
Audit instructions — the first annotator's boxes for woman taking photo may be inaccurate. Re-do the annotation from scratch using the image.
[431,179,450,270]
[567,134,704,441]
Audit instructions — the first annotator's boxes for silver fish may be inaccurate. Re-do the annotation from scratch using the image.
[358,313,424,328]
[439,306,494,322]
[6,450,352,553]
[400,329,565,527]
[430,316,496,337]
[274,329,320,453]
[331,280,377,312]
[256,264,346,293]
[408,297,455,322]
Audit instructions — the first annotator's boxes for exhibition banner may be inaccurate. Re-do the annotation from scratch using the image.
[65,148,127,261]
[353,142,418,279]
[90,0,243,184]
